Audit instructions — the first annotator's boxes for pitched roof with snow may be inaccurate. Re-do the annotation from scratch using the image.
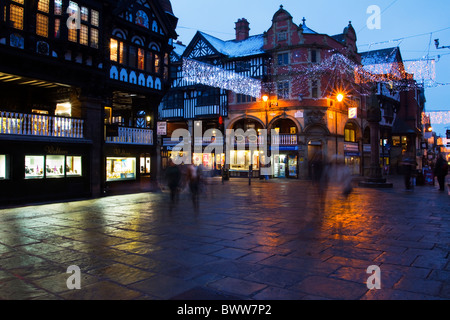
[199,32,265,58]
[360,47,400,65]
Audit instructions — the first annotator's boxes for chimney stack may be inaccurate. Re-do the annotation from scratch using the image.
[235,18,250,41]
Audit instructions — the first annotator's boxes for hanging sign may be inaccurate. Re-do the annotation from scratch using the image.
[157,122,167,136]
[348,107,358,119]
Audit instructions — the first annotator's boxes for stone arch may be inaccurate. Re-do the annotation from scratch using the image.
[227,115,265,131]
[269,115,303,134]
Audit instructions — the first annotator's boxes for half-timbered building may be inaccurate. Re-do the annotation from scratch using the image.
[159,6,368,179]
[158,22,269,174]
[0,0,177,205]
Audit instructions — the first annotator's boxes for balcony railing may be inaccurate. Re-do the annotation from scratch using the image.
[272,134,298,146]
[0,111,84,139]
[105,126,154,145]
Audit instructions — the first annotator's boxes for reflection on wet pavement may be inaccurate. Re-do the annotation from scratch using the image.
[0,177,449,300]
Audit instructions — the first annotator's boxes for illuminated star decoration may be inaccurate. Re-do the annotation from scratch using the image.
[182,58,262,98]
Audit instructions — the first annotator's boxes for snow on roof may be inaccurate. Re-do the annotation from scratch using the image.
[173,42,186,57]
[360,47,399,65]
[199,32,265,58]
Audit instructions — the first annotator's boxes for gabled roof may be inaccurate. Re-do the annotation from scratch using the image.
[111,0,178,39]
[183,31,265,59]
[200,32,265,58]
[360,47,401,65]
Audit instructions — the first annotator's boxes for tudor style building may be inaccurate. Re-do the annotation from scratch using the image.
[0,0,177,205]
[159,5,369,179]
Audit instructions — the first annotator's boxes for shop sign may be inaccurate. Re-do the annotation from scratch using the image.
[348,107,358,119]
[344,142,359,152]
[272,146,298,151]
[294,110,304,118]
[157,122,167,136]
[44,146,69,155]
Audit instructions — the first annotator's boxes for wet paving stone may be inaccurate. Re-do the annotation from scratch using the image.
[0,177,449,300]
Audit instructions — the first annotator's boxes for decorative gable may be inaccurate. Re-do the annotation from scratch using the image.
[187,39,216,59]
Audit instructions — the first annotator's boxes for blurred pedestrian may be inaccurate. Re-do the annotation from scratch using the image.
[187,164,200,209]
[401,154,417,191]
[434,153,448,191]
[165,159,181,203]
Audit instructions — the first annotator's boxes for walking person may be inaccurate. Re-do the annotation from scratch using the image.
[186,164,200,210]
[165,159,181,204]
[401,154,417,191]
[434,153,448,191]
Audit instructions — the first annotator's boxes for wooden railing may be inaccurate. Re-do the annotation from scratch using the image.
[105,126,154,145]
[0,111,84,139]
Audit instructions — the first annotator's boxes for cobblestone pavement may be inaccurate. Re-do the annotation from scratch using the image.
[0,176,449,300]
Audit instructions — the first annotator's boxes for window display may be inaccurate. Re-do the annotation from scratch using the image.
[66,156,82,176]
[140,156,151,174]
[25,155,83,179]
[0,155,9,180]
[46,155,65,178]
[106,157,136,181]
[25,156,45,179]
[230,150,260,171]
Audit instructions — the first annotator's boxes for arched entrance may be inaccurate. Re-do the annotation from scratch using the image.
[228,117,265,177]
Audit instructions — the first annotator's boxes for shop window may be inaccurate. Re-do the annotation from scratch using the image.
[25,155,82,179]
[66,156,82,176]
[106,157,136,181]
[25,156,45,179]
[230,150,260,171]
[140,156,151,175]
[46,155,65,178]
[0,155,10,180]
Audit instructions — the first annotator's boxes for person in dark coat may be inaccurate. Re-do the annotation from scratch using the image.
[165,159,181,203]
[434,153,448,191]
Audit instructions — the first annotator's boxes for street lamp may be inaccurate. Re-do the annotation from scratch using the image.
[335,93,345,160]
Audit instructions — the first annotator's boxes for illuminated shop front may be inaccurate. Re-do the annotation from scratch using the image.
[272,152,298,179]
[229,150,260,177]
[0,155,9,180]
[25,155,82,179]
[106,157,136,181]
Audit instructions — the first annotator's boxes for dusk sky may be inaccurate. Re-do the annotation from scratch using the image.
[170,0,450,136]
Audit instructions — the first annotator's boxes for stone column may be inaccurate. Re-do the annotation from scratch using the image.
[359,87,393,188]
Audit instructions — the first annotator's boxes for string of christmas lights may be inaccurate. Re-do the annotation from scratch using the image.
[182,58,262,98]
[425,111,450,125]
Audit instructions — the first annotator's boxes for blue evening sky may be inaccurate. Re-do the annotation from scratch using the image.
[170,0,450,136]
